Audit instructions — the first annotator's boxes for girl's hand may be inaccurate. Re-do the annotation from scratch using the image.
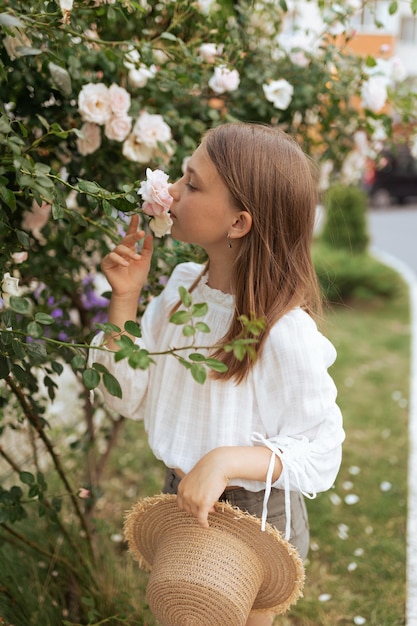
[101,215,153,297]
[176,450,230,528]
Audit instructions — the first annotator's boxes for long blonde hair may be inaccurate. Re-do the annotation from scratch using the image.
[197,123,321,382]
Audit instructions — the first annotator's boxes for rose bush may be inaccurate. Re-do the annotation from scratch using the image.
[1,0,417,623]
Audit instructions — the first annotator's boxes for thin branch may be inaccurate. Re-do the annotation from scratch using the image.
[5,375,95,561]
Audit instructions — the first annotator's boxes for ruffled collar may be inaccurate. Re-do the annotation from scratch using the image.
[194,272,234,308]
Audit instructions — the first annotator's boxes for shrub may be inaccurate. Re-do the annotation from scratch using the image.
[321,184,370,253]
[313,242,401,303]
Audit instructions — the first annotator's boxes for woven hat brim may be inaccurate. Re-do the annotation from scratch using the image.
[124,493,304,616]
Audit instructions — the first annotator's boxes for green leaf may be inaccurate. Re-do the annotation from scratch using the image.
[0,355,11,379]
[191,303,208,317]
[190,363,207,384]
[0,13,24,27]
[205,358,228,373]
[16,229,30,247]
[78,180,102,194]
[178,286,192,307]
[71,354,86,370]
[92,362,108,374]
[388,0,398,14]
[11,338,26,359]
[160,32,177,41]
[233,343,246,361]
[29,484,40,498]
[51,361,64,375]
[96,322,121,334]
[82,368,100,390]
[9,296,32,315]
[182,325,196,337]
[35,312,54,325]
[128,349,154,370]
[124,320,142,337]
[26,341,47,360]
[103,372,122,398]
[0,185,16,210]
[115,334,134,349]
[170,310,192,325]
[52,202,65,219]
[195,322,210,333]
[26,321,43,339]
[412,0,417,13]
[188,353,206,362]
[19,471,35,485]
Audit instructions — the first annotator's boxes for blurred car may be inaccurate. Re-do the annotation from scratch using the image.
[364,145,417,208]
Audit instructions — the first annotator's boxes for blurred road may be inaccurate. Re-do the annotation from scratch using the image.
[368,202,417,274]
[368,201,417,626]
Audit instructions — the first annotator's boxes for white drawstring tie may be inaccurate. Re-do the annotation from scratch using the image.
[251,432,317,540]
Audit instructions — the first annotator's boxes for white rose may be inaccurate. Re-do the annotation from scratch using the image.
[78,83,111,125]
[149,212,173,237]
[361,76,387,113]
[389,56,407,83]
[198,43,220,64]
[60,0,73,9]
[208,66,240,94]
[128,65,157,88]
[195,0,216,14]
[108,83,131,116]
[353,131,368,156]
[132,111,172,148]
[124,46,141,69]
[263,79,294,110]
[1,272,20,306]
[76,122,102,155]
[122,134,155,163]
[104,115,132,142]
[341,150,367,185]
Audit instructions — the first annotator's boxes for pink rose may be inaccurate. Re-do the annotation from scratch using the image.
[208,66,240,94]
[137,169,173,237]
[76,122,102,155]
[104,115,132,142]
[22,200,51,233]
[139,168,173,215]
[12,251,28,264]
[108,83,131,117]
[78,83,111,125]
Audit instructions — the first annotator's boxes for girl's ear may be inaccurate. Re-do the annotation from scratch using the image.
[230,211,252,240]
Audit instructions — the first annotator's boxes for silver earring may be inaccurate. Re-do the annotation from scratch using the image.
[227,234,232,249]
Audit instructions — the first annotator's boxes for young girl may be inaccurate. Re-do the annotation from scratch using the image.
[90,122,345,626]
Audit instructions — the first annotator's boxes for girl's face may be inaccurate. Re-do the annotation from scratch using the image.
[168,144,239,252]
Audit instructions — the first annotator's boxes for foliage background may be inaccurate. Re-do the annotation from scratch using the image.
[0,0,416,624]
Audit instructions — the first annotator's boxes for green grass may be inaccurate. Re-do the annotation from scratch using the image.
[94,279,410,626]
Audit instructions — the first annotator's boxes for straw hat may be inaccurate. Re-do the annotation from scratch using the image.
[124,493,304,626]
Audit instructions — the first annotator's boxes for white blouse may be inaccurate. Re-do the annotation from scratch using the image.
[90,262,345,535]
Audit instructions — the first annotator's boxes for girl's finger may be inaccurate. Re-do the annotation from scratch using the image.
[126,214,139,236]
[112,244,141,260]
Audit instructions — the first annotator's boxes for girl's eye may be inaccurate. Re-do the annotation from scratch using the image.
[186,182,197,191]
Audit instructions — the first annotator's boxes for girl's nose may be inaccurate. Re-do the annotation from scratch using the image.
[168,182,178,200]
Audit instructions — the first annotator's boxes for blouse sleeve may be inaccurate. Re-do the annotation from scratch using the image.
[87,262,204,419]
[251,310,345,531]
